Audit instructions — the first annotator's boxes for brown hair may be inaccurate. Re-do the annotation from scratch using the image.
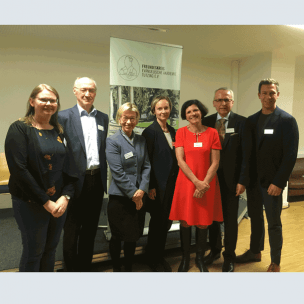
[20,84,63,133]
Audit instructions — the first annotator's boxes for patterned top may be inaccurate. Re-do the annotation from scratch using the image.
[35,128,66,202]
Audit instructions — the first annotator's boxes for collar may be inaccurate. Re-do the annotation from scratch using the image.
[77,103,97,117]
[120,129,135,140]
[216,111,231,121]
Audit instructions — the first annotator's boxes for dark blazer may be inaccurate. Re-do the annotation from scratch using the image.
[5,120,77,206]
[202,111,248,192]
[141,119,179,204]
[245,106,299,189]
[58,105,109,197]
[106,130,151,198]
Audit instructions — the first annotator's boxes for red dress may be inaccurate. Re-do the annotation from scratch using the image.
[169,126,223,226]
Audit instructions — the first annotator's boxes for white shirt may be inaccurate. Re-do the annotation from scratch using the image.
[77,104,99,170]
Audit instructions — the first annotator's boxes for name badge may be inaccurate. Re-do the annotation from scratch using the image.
[124,151,134,159]
[194,142,203,147]
[226,128,235,134]
[98,125,104,131]
[264,129,274,134]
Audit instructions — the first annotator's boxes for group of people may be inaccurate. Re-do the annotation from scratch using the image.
[4,76,299,273]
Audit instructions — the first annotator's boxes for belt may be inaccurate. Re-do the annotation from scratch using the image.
[85,168,100,176]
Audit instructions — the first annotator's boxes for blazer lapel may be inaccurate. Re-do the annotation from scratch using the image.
[95,112,105,151]
[71,105,86,153]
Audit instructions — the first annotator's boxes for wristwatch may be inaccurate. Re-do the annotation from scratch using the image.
[63,195,71,200]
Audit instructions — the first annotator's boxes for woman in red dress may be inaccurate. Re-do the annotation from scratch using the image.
[169,99,223,272]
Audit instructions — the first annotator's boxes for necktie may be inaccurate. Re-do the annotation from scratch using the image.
[216,118,226,144]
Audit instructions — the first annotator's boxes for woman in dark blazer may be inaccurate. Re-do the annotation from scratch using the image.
[142,96,179,272]
[106,102,151,272]
[5,84,77,272]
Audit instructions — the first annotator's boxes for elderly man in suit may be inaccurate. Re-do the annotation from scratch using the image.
[58,77,108,271]
[202,87,248,272]
[235,79,299,272]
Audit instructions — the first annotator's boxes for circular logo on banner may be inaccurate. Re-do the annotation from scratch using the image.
[117,55,140,81]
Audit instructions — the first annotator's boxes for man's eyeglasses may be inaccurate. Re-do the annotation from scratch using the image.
[37,98,58,104]
[214,99,233,103]
[76,87,96,94]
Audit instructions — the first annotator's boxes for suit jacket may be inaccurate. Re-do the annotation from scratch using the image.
[58,105,108,197]
[202,111,248,192]
[106,130,151,199]
[5,120,77,206]
[141,119,179,203]
[245,106,299,189]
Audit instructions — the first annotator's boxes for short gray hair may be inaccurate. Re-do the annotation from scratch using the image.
[73,77,97,90]
[214,87,234,101]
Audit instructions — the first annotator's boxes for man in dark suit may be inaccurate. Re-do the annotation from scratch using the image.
[58,77,108,271]
[202,87,248,272]
[235,78,299,272]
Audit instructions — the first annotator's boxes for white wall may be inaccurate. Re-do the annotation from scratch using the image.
[293,55,304,155]
[0,34,232,149]
[237,52,272,117]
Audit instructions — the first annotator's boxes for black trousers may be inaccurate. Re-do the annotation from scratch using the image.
[145,201,172,263]
[246,182,265,255]
[208,171,239,261]
[247,182,282,264]
[63,172,104,272]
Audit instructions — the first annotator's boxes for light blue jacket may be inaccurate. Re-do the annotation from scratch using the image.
[106,130,151,198]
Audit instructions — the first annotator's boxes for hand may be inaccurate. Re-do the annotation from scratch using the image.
[43,200,57,215]
[52,195,69,217]
[194,180,210,193]
[134,199,143,210]
[148,189,156,200]
[132,189,145,203]
[193,189,204,198]
[267,184,282,196]
[236,184,245,196]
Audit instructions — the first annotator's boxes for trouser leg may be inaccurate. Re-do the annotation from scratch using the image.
[247,184,265,254]
[40,211,67,272]
[12,196,50,272]
[207,222,222,254]
[260,185,283,265]
[109,236,122,272]
[123,241,136,272]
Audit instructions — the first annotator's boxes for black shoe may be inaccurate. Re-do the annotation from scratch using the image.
[160,258,172,272]
[203,251,221,266]
[178,255,190,272]
[222,260,234,272]
[235,249,261,263]
[147,262,165,272]
[195,256,209,272]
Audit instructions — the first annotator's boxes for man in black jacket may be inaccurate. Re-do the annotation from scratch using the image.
[202,87,248,272]
[235,78,299,272]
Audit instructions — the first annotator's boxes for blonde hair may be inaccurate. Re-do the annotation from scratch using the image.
[150,96,172,115]
[116,102,140,124]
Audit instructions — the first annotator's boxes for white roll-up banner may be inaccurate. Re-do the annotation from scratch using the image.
[109,37,183,135]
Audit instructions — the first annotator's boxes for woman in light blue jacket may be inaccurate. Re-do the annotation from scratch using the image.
[106,102,150,272]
